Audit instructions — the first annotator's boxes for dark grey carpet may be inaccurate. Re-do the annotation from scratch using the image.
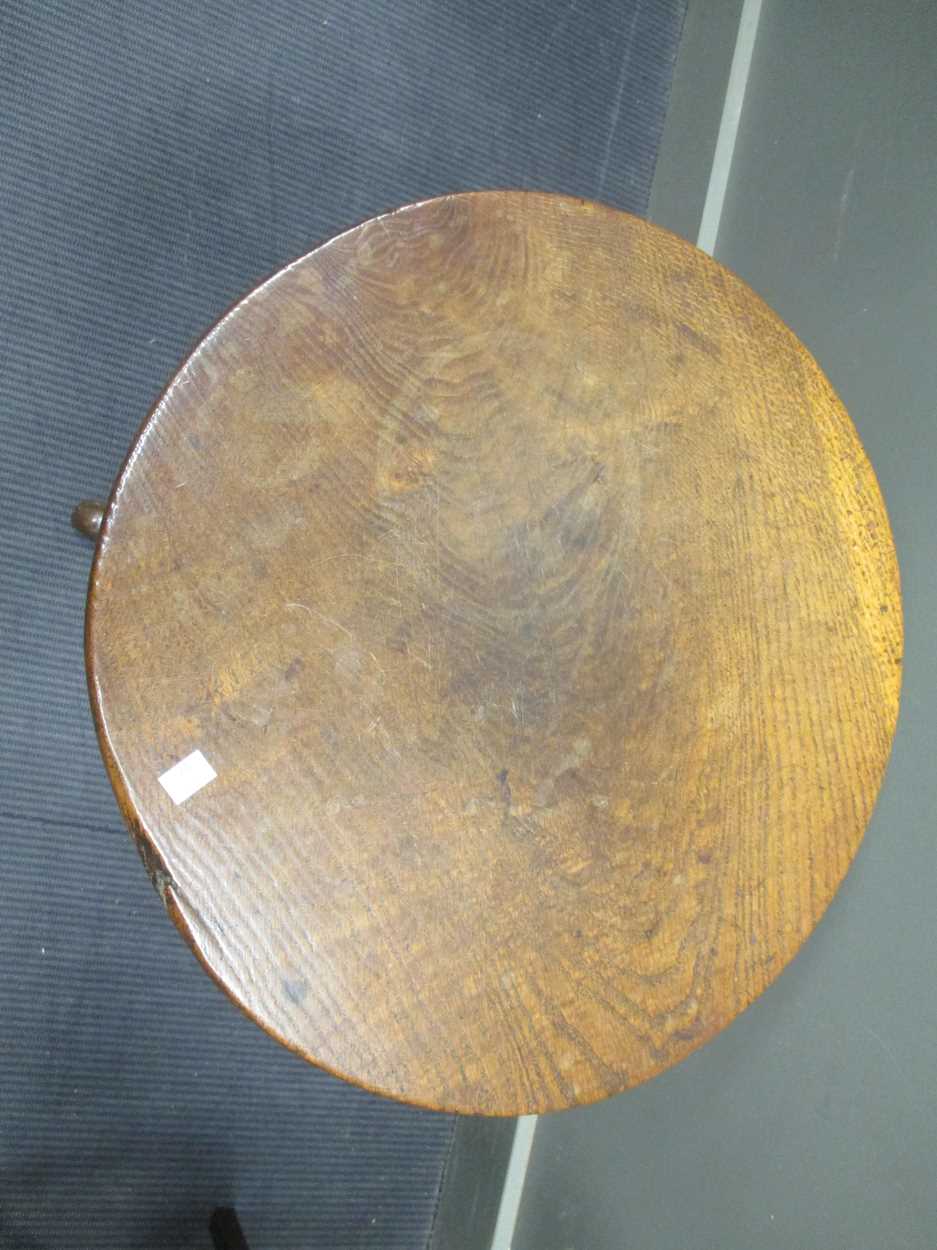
[0,2,685,1246]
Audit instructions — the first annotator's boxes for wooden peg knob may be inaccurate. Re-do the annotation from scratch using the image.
[71,500,106,540]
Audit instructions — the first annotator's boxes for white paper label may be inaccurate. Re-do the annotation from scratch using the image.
[158,749,217,805]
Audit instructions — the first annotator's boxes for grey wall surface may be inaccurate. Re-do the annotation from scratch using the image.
[513,2,937,1248]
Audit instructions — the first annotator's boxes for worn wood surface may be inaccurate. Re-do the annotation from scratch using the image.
[86,191,902,1115]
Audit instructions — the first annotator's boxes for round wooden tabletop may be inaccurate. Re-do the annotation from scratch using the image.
[87,192,902,1115]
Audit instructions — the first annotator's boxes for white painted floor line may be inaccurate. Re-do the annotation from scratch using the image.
[697,0,765,255]
[488,1116,538,1250]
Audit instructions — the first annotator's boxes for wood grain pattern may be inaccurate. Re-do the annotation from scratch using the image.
[85,192,901,1115]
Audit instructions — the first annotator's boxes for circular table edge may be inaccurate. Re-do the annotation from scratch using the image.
[83,189,905,1115]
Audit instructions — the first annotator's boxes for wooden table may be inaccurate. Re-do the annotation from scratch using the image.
[82,191,901,1115]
